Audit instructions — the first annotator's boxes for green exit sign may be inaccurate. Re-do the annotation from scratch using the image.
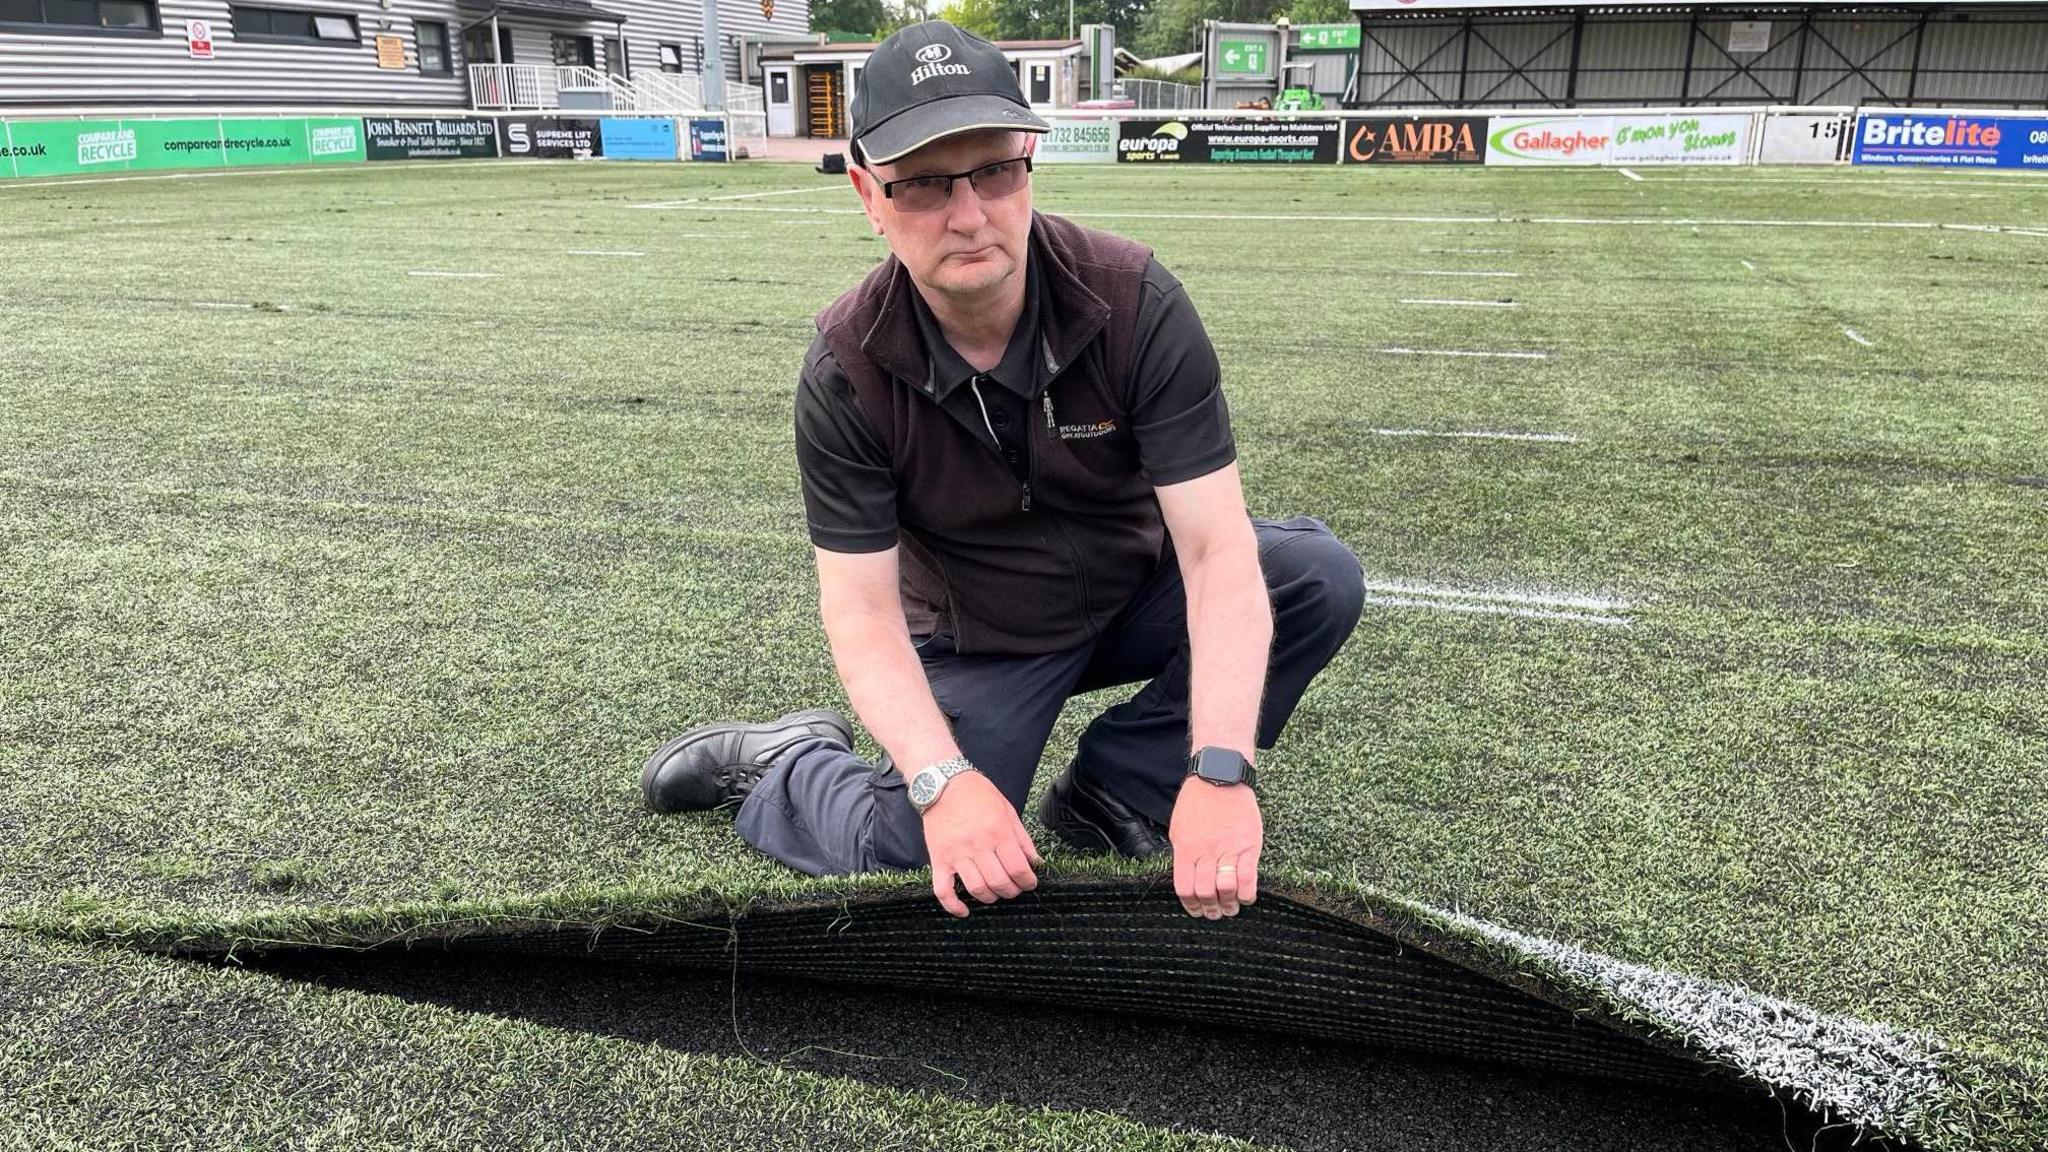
[1297,24,1360,51]
[1217,37,1269,74]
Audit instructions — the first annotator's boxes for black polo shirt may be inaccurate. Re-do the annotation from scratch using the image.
[796,253,1236,555]
[909,248,1042,486]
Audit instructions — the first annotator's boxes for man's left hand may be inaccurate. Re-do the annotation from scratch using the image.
[1168,780,1262,919]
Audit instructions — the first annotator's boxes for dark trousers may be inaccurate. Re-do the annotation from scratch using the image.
[734,515,1366,876]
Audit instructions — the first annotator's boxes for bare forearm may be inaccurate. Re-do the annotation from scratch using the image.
[822,611,960,780]
[1182,539,1272,764]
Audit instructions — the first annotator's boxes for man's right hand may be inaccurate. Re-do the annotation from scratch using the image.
[921,770,1042,918]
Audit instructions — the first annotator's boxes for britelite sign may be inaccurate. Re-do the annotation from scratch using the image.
[1853,113,2048,169]
[1118,119,1340,164]
[1344,116,1486,164]
[364,116,498,160]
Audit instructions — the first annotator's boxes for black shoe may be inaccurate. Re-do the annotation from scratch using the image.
[1037,762,1171,859]
[642,708,854,813]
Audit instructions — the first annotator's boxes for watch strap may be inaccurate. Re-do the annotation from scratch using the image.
[910,756,977,813]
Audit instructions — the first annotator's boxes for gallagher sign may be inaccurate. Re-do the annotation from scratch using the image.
[1852,113,2048,169]
[1486,116,1612,165]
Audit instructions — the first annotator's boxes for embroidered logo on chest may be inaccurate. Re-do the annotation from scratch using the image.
[1057,419,1117,440]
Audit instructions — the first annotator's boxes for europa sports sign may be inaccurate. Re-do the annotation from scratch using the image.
[1117,118,1341,164]
[1853,113,2048,169]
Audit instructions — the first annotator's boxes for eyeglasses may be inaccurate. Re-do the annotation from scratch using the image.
[872,155,1033,214]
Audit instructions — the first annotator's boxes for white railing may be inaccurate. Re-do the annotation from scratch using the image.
[467,64,559,110]
[633,72,702,111]
[470,66,764,116]
[1109,78,1200,110]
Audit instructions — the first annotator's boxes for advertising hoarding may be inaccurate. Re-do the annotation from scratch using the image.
[364,116,498,160]
[1608,114,1750,165]
[599,117,679,160]
[688,118,728,161]
[1759,114,1851,165]
[1118,118,1340,164]
[1486,116,1613,165]
[1342,116,1487,164]
[2,117,363,177]
[1853,113,2048,169]
[499,117,602,158]
[1039,118,1117,164]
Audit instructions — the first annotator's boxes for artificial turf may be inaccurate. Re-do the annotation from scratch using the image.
[1,157,2044,1150]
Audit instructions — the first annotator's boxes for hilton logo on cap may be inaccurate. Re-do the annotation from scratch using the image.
[909,42,972,85]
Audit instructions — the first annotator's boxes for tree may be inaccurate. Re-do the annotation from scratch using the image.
[810,0,891,37]
[1133,0,1354,58]
[939,0,1002,39]
[1134,0,1276,58]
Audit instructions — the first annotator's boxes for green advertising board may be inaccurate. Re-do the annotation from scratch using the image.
[1297,24,1360,51]
[1217,37,1269,75]
[2,117,366,178]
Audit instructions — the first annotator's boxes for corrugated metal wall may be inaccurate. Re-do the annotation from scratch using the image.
[1,0,470,106]
[0,0,807,106]
[1353,6,2048,109]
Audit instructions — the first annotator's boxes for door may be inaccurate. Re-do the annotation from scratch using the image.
[1027,61,1052,105]
[765,66,796,137]
[805,65,844,139]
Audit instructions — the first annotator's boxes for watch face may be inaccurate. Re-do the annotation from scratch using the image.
[910,772,938,806]
[1194,747,1246,785]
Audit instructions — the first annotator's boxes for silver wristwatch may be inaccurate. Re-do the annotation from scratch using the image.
[909,756,979,813]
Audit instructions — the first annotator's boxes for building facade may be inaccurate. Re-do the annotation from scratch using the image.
[755,37,1083,138]
[0,0,811,107]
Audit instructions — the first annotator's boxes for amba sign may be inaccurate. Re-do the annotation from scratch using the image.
[1344,117,1488,164]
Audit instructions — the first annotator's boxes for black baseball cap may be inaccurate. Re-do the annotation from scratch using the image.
[850,21,1050,167]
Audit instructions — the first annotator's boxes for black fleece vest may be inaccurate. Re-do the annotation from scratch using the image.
[816,211,1161,656]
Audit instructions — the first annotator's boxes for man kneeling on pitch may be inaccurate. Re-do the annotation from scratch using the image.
[642,20,1364,922]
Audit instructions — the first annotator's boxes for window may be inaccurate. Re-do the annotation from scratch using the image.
[658,42,682,73]
[551,32,591,67]
[0,0,158,32]
[768,70,788,103]
[231,5,357,42]
[604,35,624,77]
[463,23,511,64]
[416,19,449,73]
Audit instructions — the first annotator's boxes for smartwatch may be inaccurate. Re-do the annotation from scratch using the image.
[1186,746,1258,792]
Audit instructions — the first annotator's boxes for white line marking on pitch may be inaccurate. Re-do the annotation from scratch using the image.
[194,301,251,310]
[568,249,645,257]
[1378,347,1549,360]
[1741,259,1758,272]
[1423,247,1514,254]
[1406,270,1521,278]
[1843,328,1874,347]
[407,270,499,278]
[1363,593,1631,627]
[667,204,2048,237]
[1401,298,1519,308]
[0,157,583,191]
[1619,168,1644,182]
[1372,429,1577,444]
[631,185,841,208]
[1364,580,1630,613]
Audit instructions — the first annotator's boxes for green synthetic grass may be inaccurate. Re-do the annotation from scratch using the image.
[2,159,2046,1149]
